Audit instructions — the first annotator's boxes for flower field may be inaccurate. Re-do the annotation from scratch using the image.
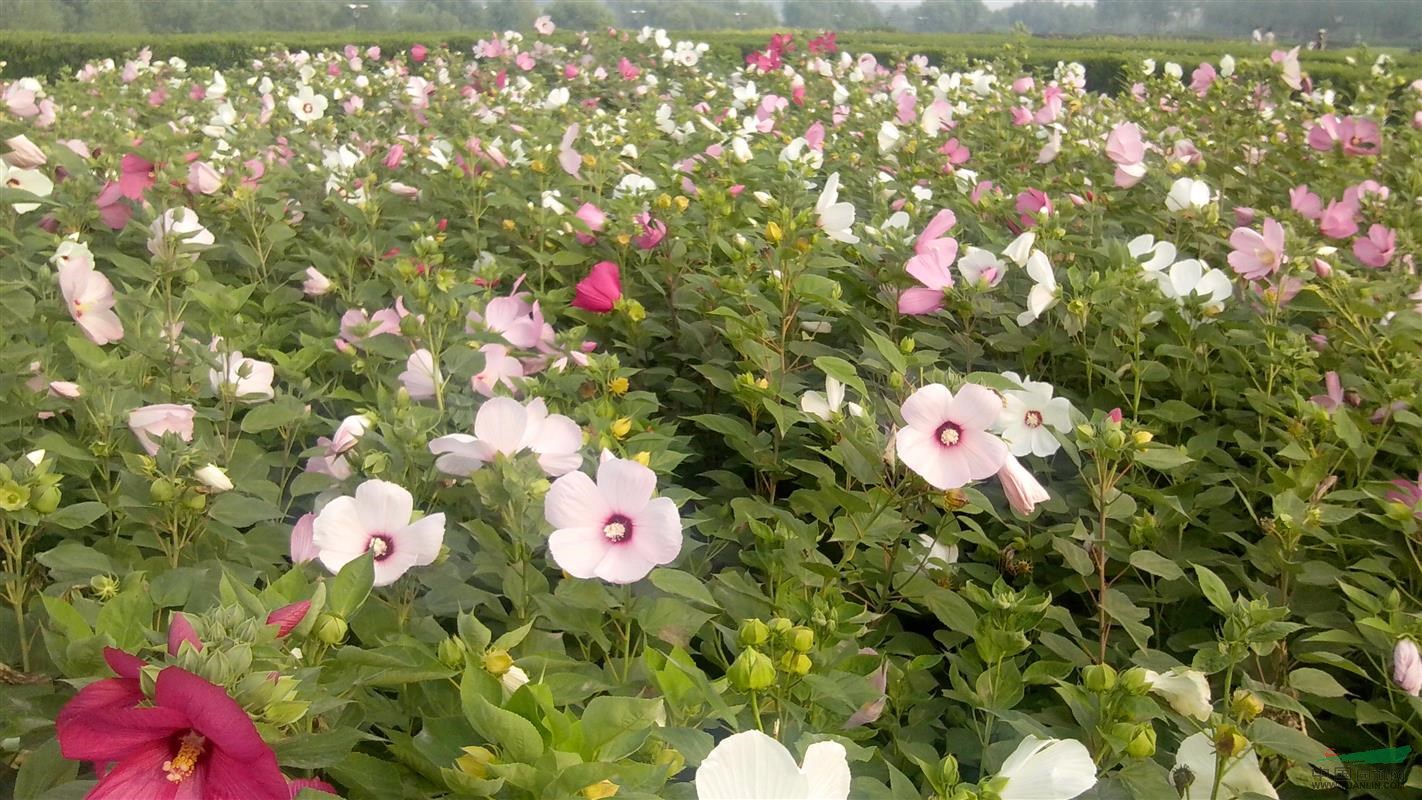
[1,20,1422,800]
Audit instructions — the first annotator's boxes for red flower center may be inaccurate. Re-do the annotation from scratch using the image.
[602,513,633,543]
[162,731,205,784]
[935,421,963,448]
[1023,410,1043,428]
[367,533,394,561]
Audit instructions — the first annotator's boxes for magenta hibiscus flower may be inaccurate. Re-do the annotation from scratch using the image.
[895,383,1010,490]
[58,664,288,800]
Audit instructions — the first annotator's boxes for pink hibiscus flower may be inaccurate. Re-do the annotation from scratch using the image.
[57,257,124,345]
[128,404,196,456]
[573,261,622,313]
[429,396,582,477]
[311,479,445,587]
[1353,224,1396,268]
[1227,218,1286,280]
[894,383,1010,490]
[544,456,683,584]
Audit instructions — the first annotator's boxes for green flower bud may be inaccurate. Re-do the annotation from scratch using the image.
[456,745,496,778]
[787,626,815,653]
[767,617,793,635]
[938,753,960,786]
[888,372,905,389]
[1126,724,1156,758]
[1172,765,1196,795]
[184,492,207,511]
[655,745,686,775]
[1119,667,1152,695]
[1075,423,1095,441]
[778,651,812,675]
[1104,429,1127,449]
[1083,663,1117,693]
[738,619,769,647]
[314,613,348,644]
[150,480,175,505]
[262,700,309,726]
[899,336,916,354]
[728,647,776,691]
[438,636,468,669]
[30,485,61,513]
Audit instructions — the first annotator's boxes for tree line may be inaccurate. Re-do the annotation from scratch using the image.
[1,0,1417,46]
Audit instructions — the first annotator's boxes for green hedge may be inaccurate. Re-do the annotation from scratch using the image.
[1,30,1412,96]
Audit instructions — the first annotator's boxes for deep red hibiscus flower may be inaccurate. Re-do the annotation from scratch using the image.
[572,261,621,313]
[57,662,288,800]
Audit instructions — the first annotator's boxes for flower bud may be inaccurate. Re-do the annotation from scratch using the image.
[632,452,651,466]
[1075,423,1095,441]
[456,745,496,778]
[438,636,468,669]
[938,754,960,787]
[728,647,776,691]
[1119,667,1152,695]
[1104,429,1127,449]
[738,618,769,647]
[314,613,348,644]
[149,477,177,503]
[482,647,514,677]
[262,700,309,727]
[1126,724,1157,758]
[655,746,686,775]
[610,417,632,439]
[767,617,792,635]
[766,220,783,243]
[1131,430,1153,446]
[778,651,812,675]
[194,464,233,492]
[1213,726,1247,758]
[30,485,61,513]
[581,780,619,800]
[787,626,815,652]
[1083,663,1118,693]
[899,336,915,354]
[1231,688,1264,720]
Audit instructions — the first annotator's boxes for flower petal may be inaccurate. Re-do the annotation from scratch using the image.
[596,458,656,513]
[547,526,611,579]
[545,471,608,530]
[354,479,414,535]
[474,397,529,456]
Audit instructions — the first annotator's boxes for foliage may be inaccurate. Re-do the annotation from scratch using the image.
[1,21,1422,800]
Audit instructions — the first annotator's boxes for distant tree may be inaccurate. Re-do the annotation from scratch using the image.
[0,0,70,30]
[484,0,536,32]
[782,0,885,31]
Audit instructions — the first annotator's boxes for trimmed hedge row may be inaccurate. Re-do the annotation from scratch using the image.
[0,30,1411,96]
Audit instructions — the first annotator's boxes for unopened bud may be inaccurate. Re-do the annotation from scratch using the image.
[1126,724,1156,758]
[787,626,814,652]
[438,636,468,669]
[1131,430,1153,446]
[314,613,348,644]
[1083,663,1117,693]
[728,647,776,691]
[582,780,619,800]
[738,619,769,647]
[456,745,496,778]
[1119,667,1152,695]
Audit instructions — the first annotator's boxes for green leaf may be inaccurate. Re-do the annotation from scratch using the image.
[41,596,92,641]
[45,502,108,531]
[579,695,664,760]
[1289,667,1350,698]
[240,396,308,433]
[648,567,716,607]
[1134,445,1193,471]
[273,728,367,769]
[1248,717,1329,763]
[1192,564,1233,613]
[14,738,77,800]
[810,356,869,401]
[1129,550,1185,581]
[328,552,374,618]
[460,665,544,762]
[37,543,114,583]
[208,494,283,528]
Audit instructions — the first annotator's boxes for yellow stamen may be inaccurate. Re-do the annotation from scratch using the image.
[162,732,205,784]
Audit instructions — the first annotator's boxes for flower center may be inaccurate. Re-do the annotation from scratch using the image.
[935,421,962,448]
[303,102,314,114]
[1023,410,1043,428]
[162,732,205,784]
[603,513,633,543]
[367,533,393,561]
